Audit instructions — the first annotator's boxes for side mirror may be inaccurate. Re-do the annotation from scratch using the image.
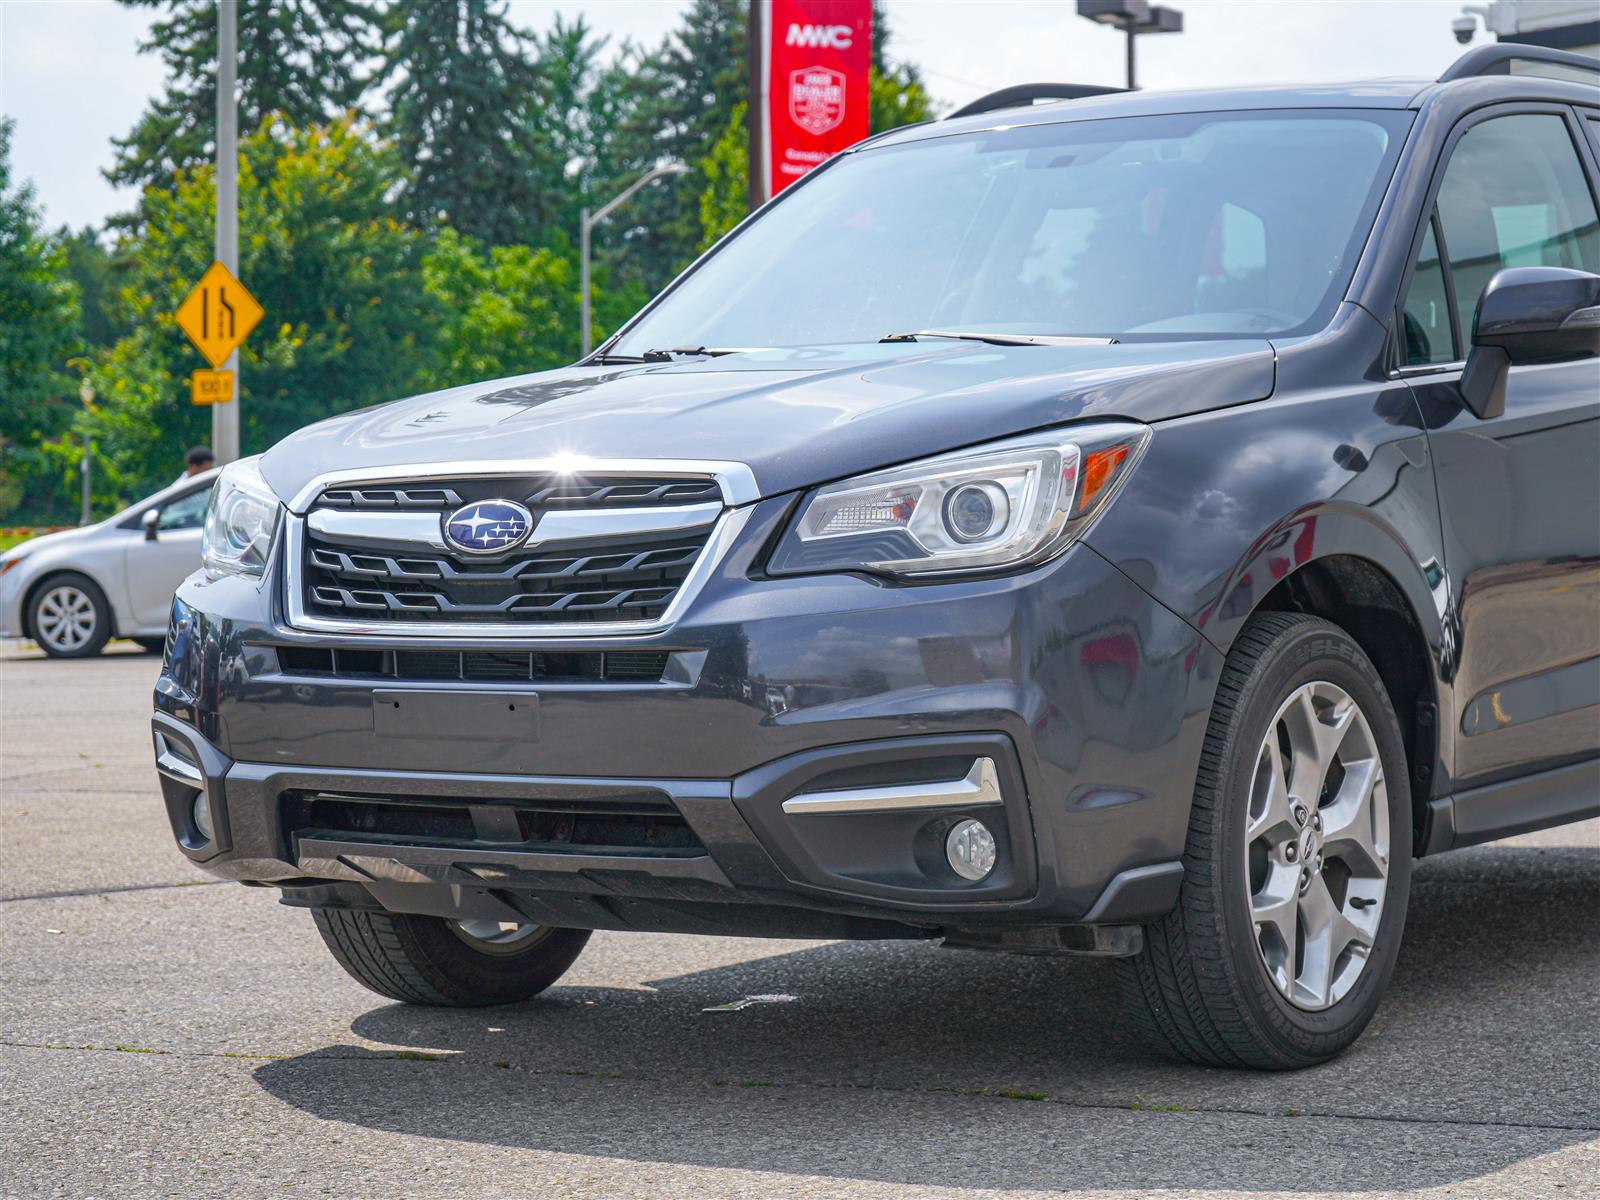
[141,508,160,541]
[1460,266,1600,419]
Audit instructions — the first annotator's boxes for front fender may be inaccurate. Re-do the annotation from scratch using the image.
[1084,376,1451,751]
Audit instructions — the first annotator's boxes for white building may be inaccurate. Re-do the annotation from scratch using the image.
[1457,1,1600,57]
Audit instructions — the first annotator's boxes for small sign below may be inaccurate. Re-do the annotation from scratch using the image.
[190,369,234,406]
[175,261,263,368]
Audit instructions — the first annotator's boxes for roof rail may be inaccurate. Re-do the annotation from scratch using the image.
[1438,43,1600,83]
[947,82,1126,120]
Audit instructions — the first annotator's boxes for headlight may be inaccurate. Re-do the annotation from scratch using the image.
[202,455,282,578]
[0,551,28,578]
[768,421,1148,578]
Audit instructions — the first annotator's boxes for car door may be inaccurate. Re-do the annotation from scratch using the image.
[1399,104,1600,792]
[123,483,213,630]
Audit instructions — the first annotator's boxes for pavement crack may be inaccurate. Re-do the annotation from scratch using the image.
[0,880,225,904]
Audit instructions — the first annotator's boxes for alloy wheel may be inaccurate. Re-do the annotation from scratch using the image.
[449,919,548,955]
[1245,680,1390,1011]
[35,585,98,653]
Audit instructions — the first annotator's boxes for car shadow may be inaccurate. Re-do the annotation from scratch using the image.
[252,842,1599,1192]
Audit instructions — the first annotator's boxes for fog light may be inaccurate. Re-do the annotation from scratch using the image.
[946,819,997,880]
[192,794,213,842]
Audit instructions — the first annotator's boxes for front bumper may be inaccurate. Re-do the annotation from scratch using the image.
[153,498,1220,937]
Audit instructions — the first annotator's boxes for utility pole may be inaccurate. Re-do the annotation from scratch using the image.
[79,381,94,527]
[214,0,240,464]
[747,0,765,212]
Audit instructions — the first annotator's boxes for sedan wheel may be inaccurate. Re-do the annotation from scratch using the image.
[31,576,112,659]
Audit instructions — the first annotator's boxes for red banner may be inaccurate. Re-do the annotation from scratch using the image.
[763,0,871,197]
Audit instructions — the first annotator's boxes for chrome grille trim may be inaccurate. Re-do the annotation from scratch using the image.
[283,457,760,514]
[283,500,752,640]
[303,502,722,553]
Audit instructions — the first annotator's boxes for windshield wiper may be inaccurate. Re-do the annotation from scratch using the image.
[881,330,1118,347]
[642,346,767,360]
[587,346,759,365]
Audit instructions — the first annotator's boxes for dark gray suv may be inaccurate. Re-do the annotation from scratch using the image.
[153,45,1600,1069]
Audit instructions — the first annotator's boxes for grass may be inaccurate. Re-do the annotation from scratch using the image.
[1129,1099,1199,1113]
[0,528,68,554]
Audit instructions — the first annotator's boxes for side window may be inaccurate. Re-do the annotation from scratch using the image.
[1433,114,1600,339]
[156,487,212,531]
[1402,220,1454,364]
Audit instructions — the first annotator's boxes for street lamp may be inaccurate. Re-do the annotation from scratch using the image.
[1077,1,1184,91]
[579,162,689,357]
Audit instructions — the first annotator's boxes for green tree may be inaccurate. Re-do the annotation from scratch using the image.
[109,0,380,195]
[86,117,433,500]
[698,102,748,250]
[381,0,554,246]
[60,228,130,352]
[601,0,746,292]
[0,119,83,520]
[417,227,646,390]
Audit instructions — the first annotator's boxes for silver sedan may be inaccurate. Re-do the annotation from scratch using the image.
[0,469,218,658]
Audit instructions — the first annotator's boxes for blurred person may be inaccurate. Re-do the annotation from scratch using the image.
[179,446,214,482]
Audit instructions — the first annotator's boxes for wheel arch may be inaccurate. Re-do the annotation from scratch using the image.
[1251,551,1442,856]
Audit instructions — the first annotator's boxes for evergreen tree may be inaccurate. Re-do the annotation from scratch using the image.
[382,0,553,246]
[601,0,746,293]
[108,0,380,194]
[523,15,637,250]
[60,229,130,353]
[0,120,83,520]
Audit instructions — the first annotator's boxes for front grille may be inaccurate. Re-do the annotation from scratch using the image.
[274,645,671,683]
[319,475,721,511]
[281,791,705,856]
[298,473,721,628]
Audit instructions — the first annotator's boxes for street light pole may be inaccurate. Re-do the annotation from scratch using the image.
[1076,1,1184,91]
[579,163,688,357]
[214,0,240,464]
[79,380,94,527]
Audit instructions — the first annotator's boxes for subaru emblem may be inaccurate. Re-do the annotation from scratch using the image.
[443,499,534,554]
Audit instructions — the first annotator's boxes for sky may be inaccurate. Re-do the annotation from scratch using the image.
[1,0,1485,233]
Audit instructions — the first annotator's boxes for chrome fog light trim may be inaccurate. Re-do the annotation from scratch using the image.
[781,757,1002,815]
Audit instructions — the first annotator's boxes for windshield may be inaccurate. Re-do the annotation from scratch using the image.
[611,109,1410,353]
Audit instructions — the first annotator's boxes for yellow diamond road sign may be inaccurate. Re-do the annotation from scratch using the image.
[175,261,263,368]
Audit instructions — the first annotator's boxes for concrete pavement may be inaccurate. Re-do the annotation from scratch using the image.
[2,644,1596,1198]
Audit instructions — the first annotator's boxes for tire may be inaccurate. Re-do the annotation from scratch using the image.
[1120,612,1413,1069]
[310,908,591,1006]
[28,573,113,659]
[133,636,167,654]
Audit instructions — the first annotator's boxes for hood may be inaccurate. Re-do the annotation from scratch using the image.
[261,340,1274,509]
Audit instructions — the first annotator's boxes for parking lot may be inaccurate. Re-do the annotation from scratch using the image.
[1,642,1596,1199]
